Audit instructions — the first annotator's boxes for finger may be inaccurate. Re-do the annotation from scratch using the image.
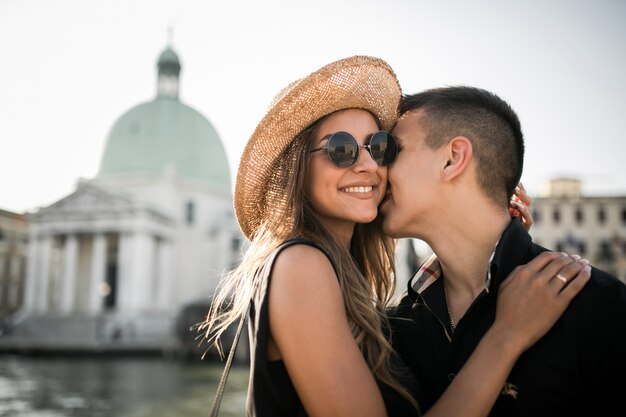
[537,253,577,284]
[522,251,563,274]
[514,184,532,207]
[513,201,528,217]
[500,253,585,293]
[548,260,586,291]
[558,265,591,300]
[512,201,533,230]
[528,252,574,280]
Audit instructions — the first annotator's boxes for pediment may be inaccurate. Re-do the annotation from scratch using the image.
[47,183,135,211]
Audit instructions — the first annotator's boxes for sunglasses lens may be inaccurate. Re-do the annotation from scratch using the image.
[369,131,397,166]
[327,132,358,167]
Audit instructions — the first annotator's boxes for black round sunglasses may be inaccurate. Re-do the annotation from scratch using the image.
[310,131,398,168]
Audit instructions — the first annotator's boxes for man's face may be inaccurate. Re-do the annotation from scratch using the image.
[379,110,442,238]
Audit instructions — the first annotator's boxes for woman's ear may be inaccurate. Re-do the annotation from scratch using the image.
[441,136,473,182]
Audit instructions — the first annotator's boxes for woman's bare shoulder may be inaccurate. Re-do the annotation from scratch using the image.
[269,243,340,301]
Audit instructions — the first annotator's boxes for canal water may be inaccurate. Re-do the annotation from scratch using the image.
[0,355,249,417]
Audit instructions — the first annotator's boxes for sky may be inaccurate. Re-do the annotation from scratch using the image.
[1,0,625,214]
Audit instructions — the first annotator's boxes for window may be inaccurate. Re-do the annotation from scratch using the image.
[578,241,587,255]
[552,208,561,224]
[598,240,614,261]
[185,201,195,226]
[575,206,584,225]
[532,209,541,224]
[555,241,564,252]
[621,207,626,225]
[598,206,606,225]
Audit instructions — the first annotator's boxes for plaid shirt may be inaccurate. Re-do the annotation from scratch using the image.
[409,244,497,297]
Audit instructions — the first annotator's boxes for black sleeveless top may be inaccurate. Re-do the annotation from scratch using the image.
[246,239,423,416]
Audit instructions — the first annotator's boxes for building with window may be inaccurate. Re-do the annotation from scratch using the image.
[393,178,626,292]
[1,46,243,354]
[531,178,626,283]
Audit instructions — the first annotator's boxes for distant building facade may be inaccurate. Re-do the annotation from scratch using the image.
[531,178,626,283]
[2,46,243,354]
[0,209,29,322]
[393,178,626,291]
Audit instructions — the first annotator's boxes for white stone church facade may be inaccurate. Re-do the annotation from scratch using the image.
[4,47,242,353]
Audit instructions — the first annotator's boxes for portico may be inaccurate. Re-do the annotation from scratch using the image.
[24,184,175,317]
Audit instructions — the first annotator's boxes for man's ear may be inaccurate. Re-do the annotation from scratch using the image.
[442,136,473,182]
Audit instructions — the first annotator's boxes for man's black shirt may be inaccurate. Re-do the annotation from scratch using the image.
[387,219,626,417]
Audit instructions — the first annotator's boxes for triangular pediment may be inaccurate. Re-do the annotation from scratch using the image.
[47,182,135,211]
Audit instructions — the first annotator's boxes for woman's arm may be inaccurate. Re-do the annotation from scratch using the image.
[425,251,590,417]
[268,244,388,417]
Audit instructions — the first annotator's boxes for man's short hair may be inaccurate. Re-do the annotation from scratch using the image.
[400,86,524,207]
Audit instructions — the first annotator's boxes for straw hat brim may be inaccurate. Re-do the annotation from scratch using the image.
[234,55,402,240]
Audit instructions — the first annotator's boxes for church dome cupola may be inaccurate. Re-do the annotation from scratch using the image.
[97,45,232,196]
[157,47,181,99]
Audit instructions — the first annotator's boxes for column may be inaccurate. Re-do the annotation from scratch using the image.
[60,234,78,314]
[23,229,40,312]
[116,232,132,312]
[89,233,107,314]
[129,232,155,312]
[156,239,174,312]
[36,235,53,313]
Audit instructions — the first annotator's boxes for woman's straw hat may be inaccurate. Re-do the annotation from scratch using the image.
[234,55,402,240]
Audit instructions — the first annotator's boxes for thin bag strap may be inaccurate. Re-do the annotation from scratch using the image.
[209,302,250,417]
[208,238,320,416]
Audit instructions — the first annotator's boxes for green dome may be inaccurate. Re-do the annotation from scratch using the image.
[97,97,231,194]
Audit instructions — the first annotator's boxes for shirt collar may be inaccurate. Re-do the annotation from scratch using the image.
[408,253,442,296]
[489,218,533,286]
[407,218,531,299]
[408,248,497,297]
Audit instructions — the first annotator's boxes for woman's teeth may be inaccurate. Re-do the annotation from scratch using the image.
[341,186,373,193]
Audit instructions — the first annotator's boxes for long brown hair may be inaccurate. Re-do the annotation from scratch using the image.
[200,116,419,412]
